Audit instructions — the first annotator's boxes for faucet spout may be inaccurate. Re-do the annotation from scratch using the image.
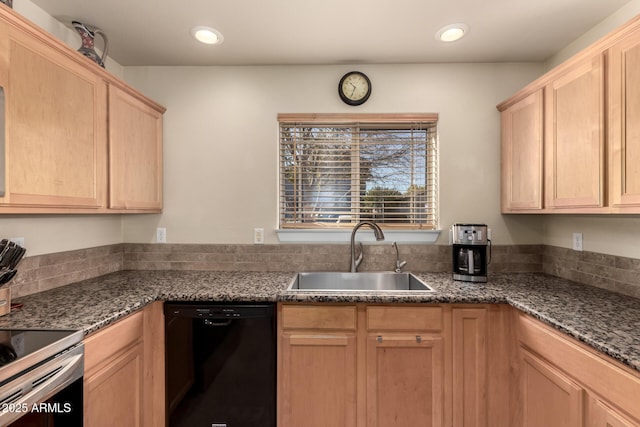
[350,221,385,272]
[392,242,407,273]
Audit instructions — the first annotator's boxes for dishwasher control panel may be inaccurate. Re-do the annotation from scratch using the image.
[164,303,274,320]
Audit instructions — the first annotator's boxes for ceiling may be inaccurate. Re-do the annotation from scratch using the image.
[30,0,632,66]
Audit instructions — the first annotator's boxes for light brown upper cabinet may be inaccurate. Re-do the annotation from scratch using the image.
[0,8,164,214]
[108,85,163,210]
[544,54,605,210]
[0,15,108,211]
[498,14,640,214]
[500,90,544,212]
[608,29,640,209]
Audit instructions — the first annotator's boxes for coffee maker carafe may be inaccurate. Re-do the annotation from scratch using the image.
[452,224,491,282]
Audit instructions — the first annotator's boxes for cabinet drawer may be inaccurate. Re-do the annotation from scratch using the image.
[281,305,357,330]
[367,306,443,332]
[84,311,144,376]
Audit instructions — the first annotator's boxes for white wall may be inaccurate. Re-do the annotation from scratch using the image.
[122,63,544,245]
[5,0,640,257]
[546,0,640,69]
[544,216,640,258]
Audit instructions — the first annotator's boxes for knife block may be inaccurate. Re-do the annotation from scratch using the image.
[0,287,10,316]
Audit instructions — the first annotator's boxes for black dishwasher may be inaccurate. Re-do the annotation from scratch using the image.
[164,302,276,427]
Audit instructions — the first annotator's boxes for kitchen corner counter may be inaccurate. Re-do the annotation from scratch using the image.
[0,271,294,335]
[0,270,638,372]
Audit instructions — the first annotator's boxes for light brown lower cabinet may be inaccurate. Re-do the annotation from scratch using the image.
[279,303,640,427]
[452,307,488,427]
[278,305,357,427]
[366,334,443,426]
[517,312,640,427]
[366,306,445,427]
[79,302,640,427]
[521,348,585,427]
[83,302,165,427]
[278,304,500,427]
[587,398,639,427]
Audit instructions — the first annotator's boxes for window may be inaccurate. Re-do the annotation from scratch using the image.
[279,114,438,230]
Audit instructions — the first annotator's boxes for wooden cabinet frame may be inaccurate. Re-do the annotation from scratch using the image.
[0,7,165,214]
[498,14,640,214]
[279,303,640,427]
[83,302,165,427]
[608,29,640,208]
[544,54,605,209]
[366,334,444,427]
[517,312,640,425]
[500,90,544,212]
[278,303,520,427]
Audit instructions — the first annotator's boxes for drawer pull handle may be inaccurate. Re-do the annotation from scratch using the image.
[377,335,383,343]
[416,336,422,343]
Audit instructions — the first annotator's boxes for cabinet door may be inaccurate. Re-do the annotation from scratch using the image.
[588,398,639,427]
[108,85,163,210]
[279,333,357,427]
[452,307,487,427]
[545,54,605,209]
[366,334,444,427]
[521,349,584,427]
[0,21,107,208]
[500,90,544,211]
[84,341,144,427]
[608,31,640,208]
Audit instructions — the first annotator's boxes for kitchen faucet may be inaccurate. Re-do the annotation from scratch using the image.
[350,221,385,272]
[392,242,407,273]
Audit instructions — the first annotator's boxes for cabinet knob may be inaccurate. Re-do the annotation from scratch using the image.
[416,336,422,343]
[377,336,383,343]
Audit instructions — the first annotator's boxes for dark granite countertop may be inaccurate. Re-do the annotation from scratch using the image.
[0,270,638,373]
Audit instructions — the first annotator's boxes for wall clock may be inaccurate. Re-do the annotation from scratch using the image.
[338,71,371,106]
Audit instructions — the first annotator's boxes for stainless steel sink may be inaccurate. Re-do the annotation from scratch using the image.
[287,272,434,292]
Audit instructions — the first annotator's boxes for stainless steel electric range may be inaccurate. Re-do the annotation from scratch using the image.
[0,329,84,426]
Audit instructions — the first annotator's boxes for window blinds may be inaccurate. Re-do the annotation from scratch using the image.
[279,114,438,229]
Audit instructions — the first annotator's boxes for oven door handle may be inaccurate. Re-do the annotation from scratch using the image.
[0,346,84,425]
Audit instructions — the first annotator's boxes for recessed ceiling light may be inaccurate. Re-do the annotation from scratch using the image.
[435,23,468,42]
[191,26,224,45]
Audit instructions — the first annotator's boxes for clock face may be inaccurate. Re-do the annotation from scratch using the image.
[339,72,371,105]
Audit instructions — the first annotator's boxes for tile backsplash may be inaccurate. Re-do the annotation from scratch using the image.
[9,244,124,298]
[5,242,639,299]
[122,243,543,274]
[543,245,640,299]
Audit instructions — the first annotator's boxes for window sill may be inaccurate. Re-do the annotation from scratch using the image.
[276,229,442,244]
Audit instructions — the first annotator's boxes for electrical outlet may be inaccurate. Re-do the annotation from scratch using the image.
[254,228,264,245]
[9,237,24,247]
[156,227,167,244]
[572,232,583,251]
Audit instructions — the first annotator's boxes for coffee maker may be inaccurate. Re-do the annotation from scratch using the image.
[452,223,491,283]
